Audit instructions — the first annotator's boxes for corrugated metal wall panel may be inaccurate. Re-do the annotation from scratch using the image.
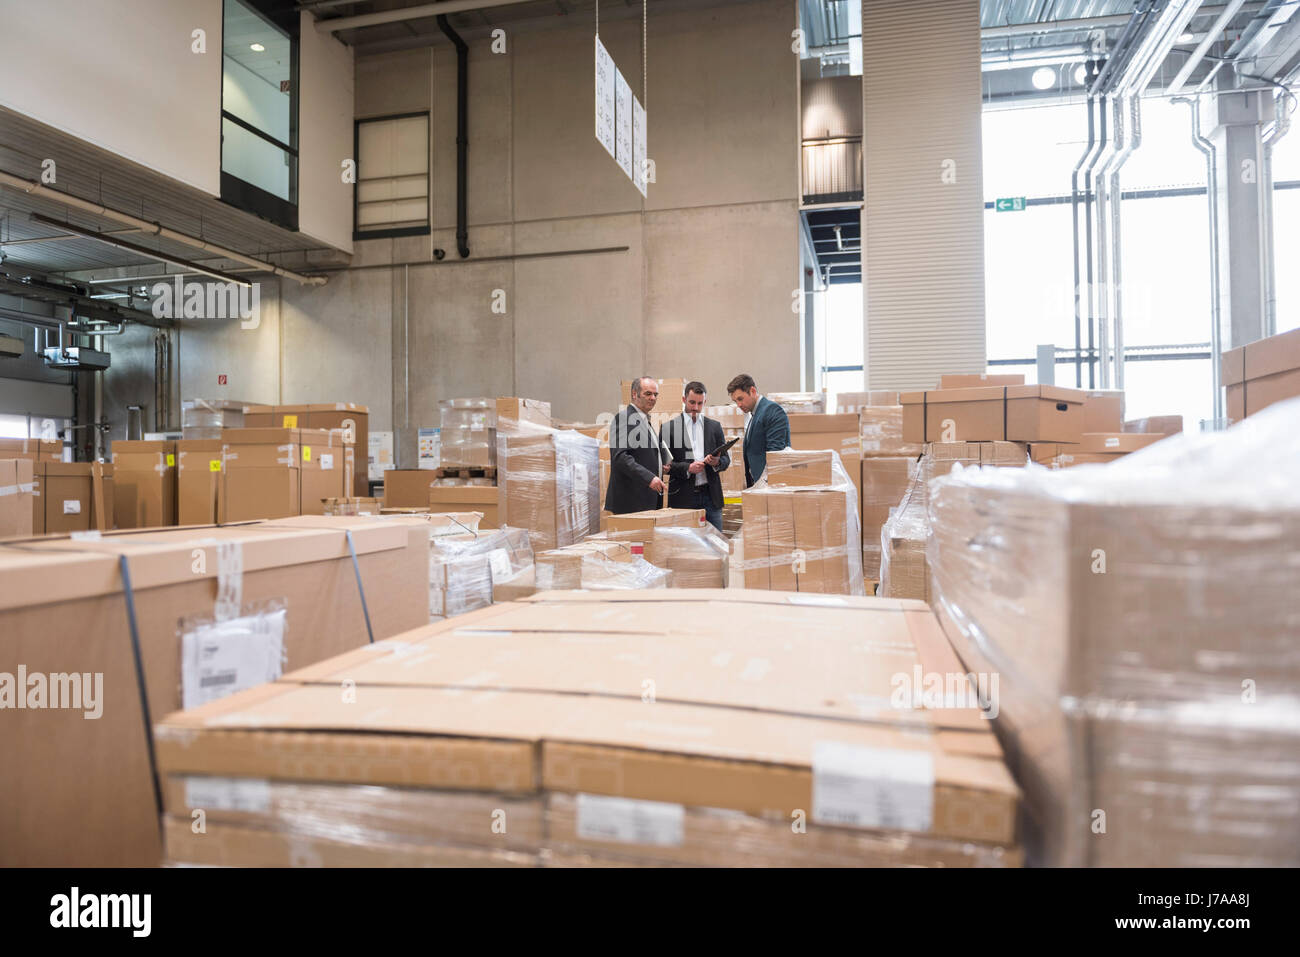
[863,0,986,390]
[802,75,863,139]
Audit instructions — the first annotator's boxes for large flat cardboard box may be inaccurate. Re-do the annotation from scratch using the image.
[0,517,431,866]
[111,440,177,529]
[152,592,1020,867]
[603,508,704,532]
[177,440,224,525]
[31,462,113,534]
[1081,390,1125,433]
[938,373,1025,389]
[901,386,1085,444]
[1222,326,1300,421]
[429,486,500,527]
[0,458,35,537]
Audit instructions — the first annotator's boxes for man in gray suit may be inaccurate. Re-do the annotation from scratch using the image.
[605,376,672,514]
[727,372,790,487]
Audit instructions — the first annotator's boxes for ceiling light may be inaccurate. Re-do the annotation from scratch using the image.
[250,42,265,52]
[1177,32,1195,43]
[1031,66,1056,90]
[1074,64,1087,85]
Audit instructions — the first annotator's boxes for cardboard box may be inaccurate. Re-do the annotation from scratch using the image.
[742,487,855,594]
[0,458,35,537]
[0,517,431,866]
[603,508,704,532]
[429,486,500,527]
[31,462,113,534]
[901,386,1085,444]
[1048,432,1165,468]
[383,469,435,509]
[177,440,224,525]
[860,456,916,578]
[859,404,923,458]
[764,449,834,487]
[1222,326,1300,421]
[0,438,62,463]
[181,398,249,439]
[111,440,177,529]
[496,397,552,430]
[835,390,901,411]
[1081,390,1125,433]
[768,392,826,415]
[938,373,1025,389]
[152,592,1020,867]
[221,468,300,521]
[239,405,369,495]
[497,430,599,551]
[1123,414,1184,435]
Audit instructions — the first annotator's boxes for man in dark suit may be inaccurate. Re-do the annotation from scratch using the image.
[660,380,730,532]
[727,372,791,487]
[605,376,671,514]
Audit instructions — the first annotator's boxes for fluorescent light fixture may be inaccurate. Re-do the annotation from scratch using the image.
[250,42,265,52]
[1177,31,1195,42]
[1032,66,1057,90]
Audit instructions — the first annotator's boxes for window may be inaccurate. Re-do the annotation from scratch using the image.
[221,0,298,229]
[354,113,431,239]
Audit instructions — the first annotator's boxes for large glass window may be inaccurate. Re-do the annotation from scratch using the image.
[982,93,1298,429]
[221,0,297,228]
[355,113,431,240]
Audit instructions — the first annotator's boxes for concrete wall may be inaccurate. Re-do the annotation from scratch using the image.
[92,0,801,466]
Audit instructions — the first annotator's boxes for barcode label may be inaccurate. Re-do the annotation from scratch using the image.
[812,741,934,833]
[576,793,684,847]
[180,608,287,709]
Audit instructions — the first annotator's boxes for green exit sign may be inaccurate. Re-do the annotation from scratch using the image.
[995,197,1026,212]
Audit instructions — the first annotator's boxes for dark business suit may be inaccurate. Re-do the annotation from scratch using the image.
[605,404,667,514]
[660,413,730,527]
[743,395,791,487]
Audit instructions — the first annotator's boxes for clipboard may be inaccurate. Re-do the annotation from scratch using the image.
[708,436,740,459]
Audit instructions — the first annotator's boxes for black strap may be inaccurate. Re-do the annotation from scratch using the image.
[119,554,164,838]
[1003,386,1008,441]
[344,529,376,644]
[922,391,929,442]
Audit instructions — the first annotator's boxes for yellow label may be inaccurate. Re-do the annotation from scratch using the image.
[209,460,222,472]
[166,453,175,467]
[302,446,312,462]
[282,414,299,428]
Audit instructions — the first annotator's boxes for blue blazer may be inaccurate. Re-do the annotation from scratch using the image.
[743,396,790,486]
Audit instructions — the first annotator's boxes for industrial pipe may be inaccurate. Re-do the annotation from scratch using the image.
[437,15,471,260]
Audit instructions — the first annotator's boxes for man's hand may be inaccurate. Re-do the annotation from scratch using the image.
[702,454,719,467]
[649,476,666,494]
[687,460,706,475]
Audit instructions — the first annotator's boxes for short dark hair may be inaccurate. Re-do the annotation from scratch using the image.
[727,373,756,395]
[630,376,657,397]
[684,380,707,398]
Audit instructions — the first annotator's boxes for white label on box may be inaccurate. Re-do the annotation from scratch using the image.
[62,499,81,514]
[180,608,286,709]
[576,793,685,847]
[488,548,512,581]
[573,462,589,496]
[319,453,334,470]
[1104,436,1120,448]
[184,776,272,813]
[812,741,934,833]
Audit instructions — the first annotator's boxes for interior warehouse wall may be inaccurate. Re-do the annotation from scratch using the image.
[93,0,800,464]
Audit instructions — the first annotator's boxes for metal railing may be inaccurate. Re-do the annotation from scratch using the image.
[802,136,863,203]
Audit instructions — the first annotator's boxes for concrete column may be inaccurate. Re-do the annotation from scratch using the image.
[1203,82,1272,350]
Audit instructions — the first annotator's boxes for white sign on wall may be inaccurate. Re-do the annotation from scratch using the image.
[615,67,633,180]
[633,95,647,197]
[594,36,616,159]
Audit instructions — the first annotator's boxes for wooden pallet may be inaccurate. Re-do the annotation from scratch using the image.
[433,465,497,479]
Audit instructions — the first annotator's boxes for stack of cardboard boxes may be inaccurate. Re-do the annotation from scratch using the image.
[1221,325,1300,422]
[787,413,863,557]
[180,398,247,439]
[590,522,729,588]
[0,515,431,866]
[927,404,1300,865]
[244,403,367,496]
[111,440,177,528]
[497,424,600,552]
[0,458,35,536]
[154,591,1022,868]
[31,462,114,533]
[218,428,347,521]
[741,450,864,595]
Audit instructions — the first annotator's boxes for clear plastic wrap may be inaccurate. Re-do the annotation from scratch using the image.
[428,524,534,620]
[439,397,497,467]
[740,448,865,595]
[926,397,1300,866]
[496,423,600,552]
[767,391,826,415]
[860,456,917,579]
[181,398,247,439]
[323,497,382,516]
[585,524,730,588]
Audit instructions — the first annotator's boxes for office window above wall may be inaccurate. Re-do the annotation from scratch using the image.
[355,114,431,240]
[221,0,298,230]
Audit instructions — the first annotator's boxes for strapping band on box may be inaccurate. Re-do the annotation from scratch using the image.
[118,554,165,837]
[344,529,375,644]
[737,545,850,571]
[0,484,17,497]
[214,541,243,622]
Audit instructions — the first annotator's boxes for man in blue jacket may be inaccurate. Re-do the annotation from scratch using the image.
[727,372,790,487]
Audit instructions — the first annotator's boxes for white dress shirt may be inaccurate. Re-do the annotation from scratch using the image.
[685,413,707,486]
